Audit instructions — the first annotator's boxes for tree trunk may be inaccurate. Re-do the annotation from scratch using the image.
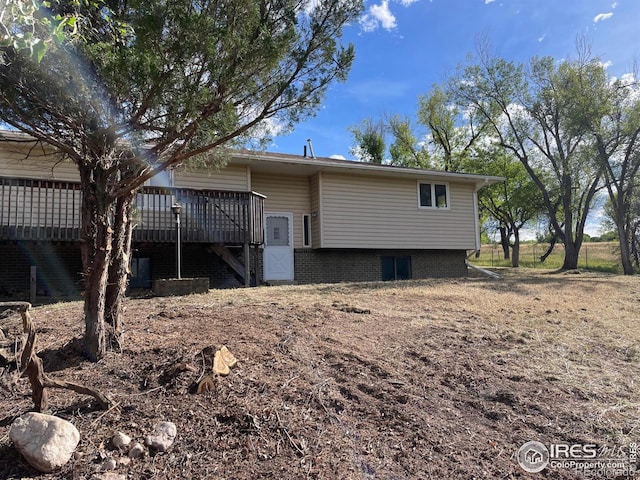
[601,178,636,274]
[562,240,580,270]
[631,222,640,268]
[499,226,510,259]
[617,228,635,275]
[511,229,520,267]
[105,193,135,349]
[79,166,113,362]
[82,213,112,361]
[561,184,580,270]
[540,233,558,263]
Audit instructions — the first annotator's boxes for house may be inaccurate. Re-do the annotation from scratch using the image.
[0,131,501,298]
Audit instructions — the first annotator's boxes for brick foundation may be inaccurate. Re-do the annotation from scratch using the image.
[0,241,468,300]
[293,248,467,284]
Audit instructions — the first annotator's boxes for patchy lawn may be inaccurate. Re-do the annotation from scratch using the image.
[1,270,639,479]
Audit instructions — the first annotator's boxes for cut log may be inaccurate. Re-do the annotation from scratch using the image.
[213,350,230,376]
[220,345,237,368]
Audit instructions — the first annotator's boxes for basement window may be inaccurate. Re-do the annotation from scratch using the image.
[381,256,412,281]
[418,182,449,209]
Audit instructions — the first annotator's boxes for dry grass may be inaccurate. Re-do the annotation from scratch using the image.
[211,270,640,443]
[473,242,626,272]
[1,269,639,479]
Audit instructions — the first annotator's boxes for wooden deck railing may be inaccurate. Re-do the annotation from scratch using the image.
[0,177,265,245]
[134,186,265,244]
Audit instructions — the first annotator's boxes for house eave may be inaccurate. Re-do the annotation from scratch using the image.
[0,130,504,188]
[230,150,503,187]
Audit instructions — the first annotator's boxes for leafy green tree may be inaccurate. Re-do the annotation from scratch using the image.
[0,0,362,360]
[387,115,430,167]
[592,72,640,274]
[630,190,640,267]
[349,118,386,163]
[449,43,605,270]
[1,0,72,61]
[471,146,545,266]
[417,85,490,172]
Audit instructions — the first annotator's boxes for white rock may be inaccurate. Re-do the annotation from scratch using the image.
[92,473,127,480]
[111,432,132,449]
[128,442,145,459]
[10,412,80,473]
[144,421,177,452]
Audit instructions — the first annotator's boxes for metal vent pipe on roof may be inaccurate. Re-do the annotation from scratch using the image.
[307,138,315,159]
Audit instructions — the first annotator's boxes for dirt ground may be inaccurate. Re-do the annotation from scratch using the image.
[1,269,639,479]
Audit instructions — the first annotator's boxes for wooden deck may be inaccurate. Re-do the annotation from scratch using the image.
[0,177,265,245]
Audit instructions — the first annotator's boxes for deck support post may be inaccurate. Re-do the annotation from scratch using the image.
[243,242,250,287]
[30,266,37,304]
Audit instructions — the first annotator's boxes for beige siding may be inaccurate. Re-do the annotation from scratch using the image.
[319,173,477,249]
[0,144,79,181]
[251,173,311,248]
[309,173,321,248]
[174,164,249,191]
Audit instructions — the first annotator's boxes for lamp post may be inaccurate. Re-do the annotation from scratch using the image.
[171,203,182,279]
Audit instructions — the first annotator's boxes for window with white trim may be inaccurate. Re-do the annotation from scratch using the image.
[418,182,449,209]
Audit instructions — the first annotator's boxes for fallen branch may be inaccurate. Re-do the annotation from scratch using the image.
[0,301,112,411]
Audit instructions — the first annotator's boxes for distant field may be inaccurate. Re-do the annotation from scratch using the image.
[471,241,624,272]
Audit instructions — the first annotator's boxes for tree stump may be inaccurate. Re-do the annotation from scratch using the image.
[0,302,111,412]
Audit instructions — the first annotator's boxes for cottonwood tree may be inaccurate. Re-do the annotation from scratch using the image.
[387,115,430,167]
[417,91,542,265]
[0,0,362,360]
[470,146,545,266]
[349,118,386,163]
[449,43,606,270]
[349,114,430,166]
[417,86,489,172]
[630,190,640,267]
[591,72,640,274]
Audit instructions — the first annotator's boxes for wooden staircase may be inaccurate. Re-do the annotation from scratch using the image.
[209,244,257,287]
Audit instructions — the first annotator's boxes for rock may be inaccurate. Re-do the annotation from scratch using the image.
[101,458,118,471]
[144,421,177,452]
[128,442,145,459]
[9,412,80,473]
[92,473,127,480]
[111,432,131,450]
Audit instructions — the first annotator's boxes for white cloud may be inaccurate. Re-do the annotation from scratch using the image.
[398,0,419,5]
[593,12,613,23]
[611,2,618,8]
[360,0,397,32]
[329,154,346,160]
[485,0,496,4]
[600,60,613,69]
[538,34,546,43]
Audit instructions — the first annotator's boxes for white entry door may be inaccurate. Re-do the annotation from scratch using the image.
[264,213,294,281]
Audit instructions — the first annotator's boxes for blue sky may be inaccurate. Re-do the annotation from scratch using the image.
[270,0,640,160]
